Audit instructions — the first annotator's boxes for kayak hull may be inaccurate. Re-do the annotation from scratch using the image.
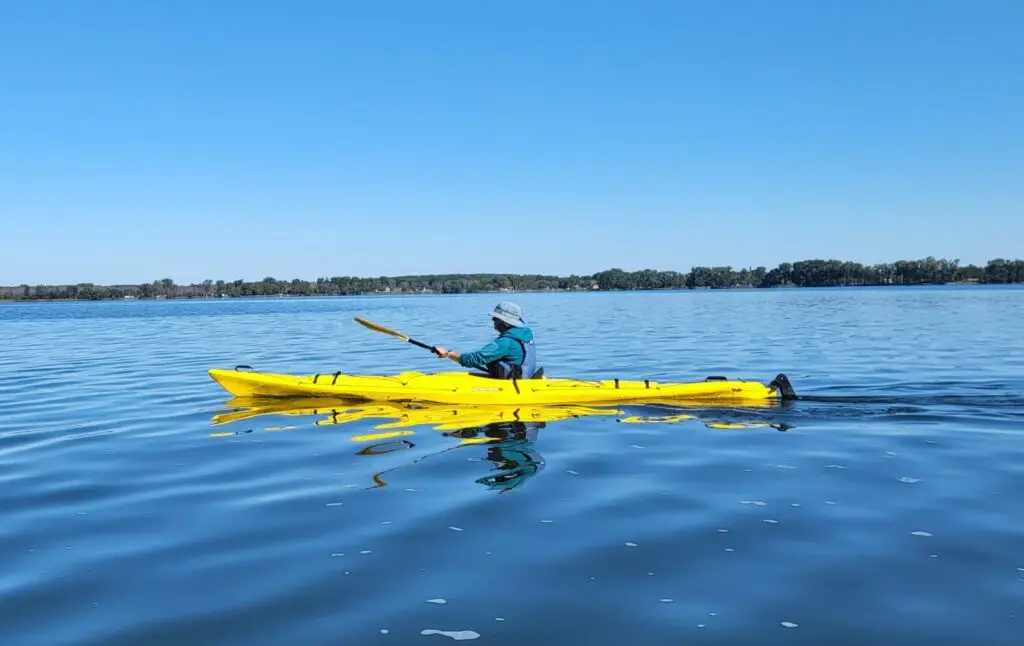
[208,367,793,406]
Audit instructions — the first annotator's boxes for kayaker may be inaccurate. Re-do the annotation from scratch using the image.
[434,302,540,379]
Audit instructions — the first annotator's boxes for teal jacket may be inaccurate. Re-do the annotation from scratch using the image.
[457,326,534,371]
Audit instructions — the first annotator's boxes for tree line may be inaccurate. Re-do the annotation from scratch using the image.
[2,256,1021,301]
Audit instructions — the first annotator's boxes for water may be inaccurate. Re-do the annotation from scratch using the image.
[2,287,1023,645]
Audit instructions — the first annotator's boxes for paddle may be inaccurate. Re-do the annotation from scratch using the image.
[354,317,443,356]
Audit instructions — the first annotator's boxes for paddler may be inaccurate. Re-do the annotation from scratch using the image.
[434,301,540,379]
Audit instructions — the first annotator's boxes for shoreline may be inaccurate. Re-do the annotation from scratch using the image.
[3,257,1021,302]
[3,281,1019,304]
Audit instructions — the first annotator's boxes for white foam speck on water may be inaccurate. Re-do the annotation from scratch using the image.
[630,444,645,449]
[886,451,898,457]
[710,613,718,616]
[660,598,674,603]
[898,477,921,483]
[1017,568,1024,572]
[931,554,939,558]
[741,500,767,506]
[825,501,837,505]
[381,629,389,634]
[326,502,343,507]
[718,529,729,533]
[449,526,464,532]
[331,553,344,557]
[648,572,654,576]
[382,521,393,525]
[763,519,779,524]
[406,488,419,492]
[342,484,359,488]
[541,520,553,523]
[912,531,932,537]
[420,629,480,640]
[725,548,735,552]
[826,464,847,469]
[625,542,638,547]
[360,550,372,554]
[567,470,579,475]
[781,621,798,628]
[791,503,801,507]
[426,598,447,604]
[698,624,706,628]
[494,618,504,622]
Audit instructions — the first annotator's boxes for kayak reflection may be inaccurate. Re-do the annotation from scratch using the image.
[616,410,791,431]
[209,397,792,490]
[209,396,623,431]
[209,395,785,431]
[209,398,621,493]
[209,396,792,437]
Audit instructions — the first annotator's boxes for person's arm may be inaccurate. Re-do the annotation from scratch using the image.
[435,338,509,369]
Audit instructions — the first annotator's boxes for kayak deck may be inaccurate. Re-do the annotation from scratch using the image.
[208,366,796,406]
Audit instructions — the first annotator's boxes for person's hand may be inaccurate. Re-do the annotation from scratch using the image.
[434,346,449,359]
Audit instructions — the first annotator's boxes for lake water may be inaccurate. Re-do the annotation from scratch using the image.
[2,287,1023,645]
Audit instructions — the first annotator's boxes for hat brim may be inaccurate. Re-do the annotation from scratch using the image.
[491,312,523,327]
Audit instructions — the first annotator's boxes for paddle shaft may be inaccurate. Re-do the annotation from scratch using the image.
[406,337,442,355]
[354,317,442,356]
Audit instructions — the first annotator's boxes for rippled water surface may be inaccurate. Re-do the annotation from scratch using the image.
[2,287,1023,645]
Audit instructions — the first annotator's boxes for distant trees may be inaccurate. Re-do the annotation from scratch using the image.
[2,256,1021,301]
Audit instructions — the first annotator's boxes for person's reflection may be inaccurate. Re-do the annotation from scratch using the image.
[444,421,546,493]
[360,420,546,492]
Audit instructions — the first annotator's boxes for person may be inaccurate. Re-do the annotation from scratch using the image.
[434,301,540,379]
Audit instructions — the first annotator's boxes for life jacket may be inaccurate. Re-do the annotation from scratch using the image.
[485,334,538,379]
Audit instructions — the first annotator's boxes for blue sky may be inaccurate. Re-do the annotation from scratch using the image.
[1,0,1021,285]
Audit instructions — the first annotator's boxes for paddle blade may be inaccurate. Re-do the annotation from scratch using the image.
[354,317,409,342]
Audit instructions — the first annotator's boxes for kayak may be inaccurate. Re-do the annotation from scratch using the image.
[207,366,796,406]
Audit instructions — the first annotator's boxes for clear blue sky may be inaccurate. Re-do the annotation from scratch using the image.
[2,0,1021,285]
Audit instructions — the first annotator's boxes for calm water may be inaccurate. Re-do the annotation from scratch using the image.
[2,287,1023,645]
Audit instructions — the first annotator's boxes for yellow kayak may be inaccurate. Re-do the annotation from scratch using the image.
[207,366,796,406]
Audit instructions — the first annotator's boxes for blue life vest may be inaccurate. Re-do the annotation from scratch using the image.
[486,335,538,379]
